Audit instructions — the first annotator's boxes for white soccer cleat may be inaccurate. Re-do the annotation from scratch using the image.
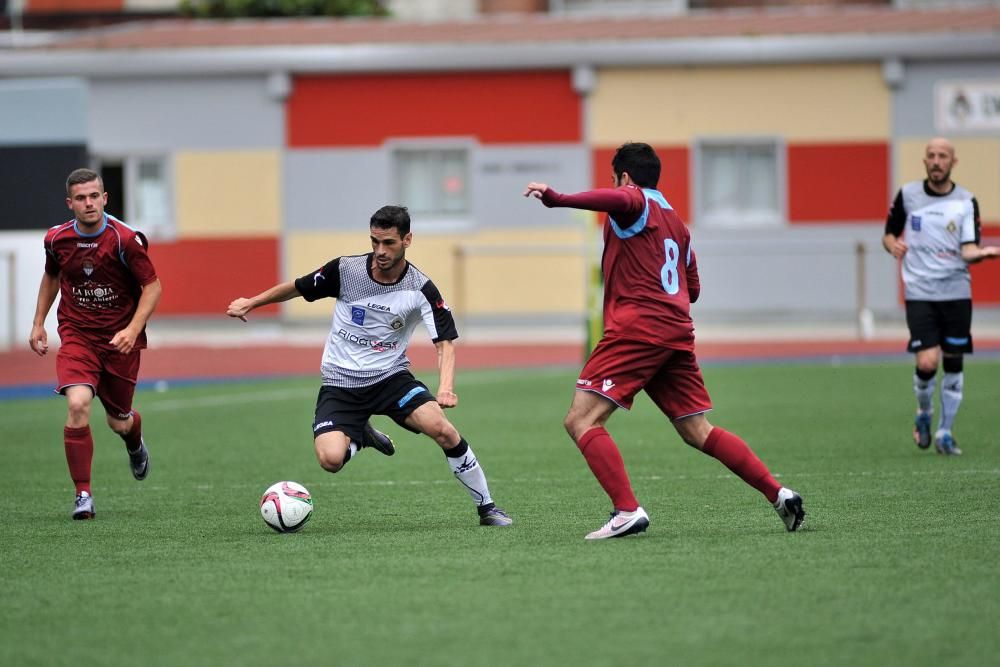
[585,507,650,540]
[934,430,962,456]
[72,491,95,520]
[773,487,805,532]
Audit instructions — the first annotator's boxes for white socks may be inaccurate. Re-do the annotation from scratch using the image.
[913,372,936,414]
[939,372,963,433]
[445,441,493,507]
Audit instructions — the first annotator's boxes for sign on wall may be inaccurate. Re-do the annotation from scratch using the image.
[935,80,1000,132]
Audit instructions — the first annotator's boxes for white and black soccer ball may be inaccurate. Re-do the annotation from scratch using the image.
[260,481,313,533]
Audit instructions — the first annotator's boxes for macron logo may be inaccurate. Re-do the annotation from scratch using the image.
[602,379,615,392]
[313,271,325,287]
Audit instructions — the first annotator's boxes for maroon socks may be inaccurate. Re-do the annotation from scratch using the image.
[64,425,94,496]
[577,427,640,512]
[702,427,781,503]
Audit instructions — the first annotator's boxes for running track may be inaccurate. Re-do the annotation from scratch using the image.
[5,337,1000,394]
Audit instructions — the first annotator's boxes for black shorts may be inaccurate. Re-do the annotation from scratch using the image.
[905,300,973,354]
[312,370,437,442]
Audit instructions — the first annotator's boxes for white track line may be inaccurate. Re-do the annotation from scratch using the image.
[140,368,570,412]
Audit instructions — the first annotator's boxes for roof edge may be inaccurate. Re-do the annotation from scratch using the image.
[2,33,999,78]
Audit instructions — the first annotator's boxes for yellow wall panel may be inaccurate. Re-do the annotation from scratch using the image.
[175,150,281,237]
[284,227,590,319]
[591,64,890,144]
[896,138,1000,223]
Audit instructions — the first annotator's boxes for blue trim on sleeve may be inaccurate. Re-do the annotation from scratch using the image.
[608,188,672,239]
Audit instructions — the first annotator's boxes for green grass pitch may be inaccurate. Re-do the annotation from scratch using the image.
[2,360,999,666]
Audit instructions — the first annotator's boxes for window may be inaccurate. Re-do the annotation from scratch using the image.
[695,139,784,228]
[97,156,173,239]
[551,0,687,14]
[393,147,470,218]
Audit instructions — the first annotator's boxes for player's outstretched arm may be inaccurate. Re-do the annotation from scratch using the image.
[29,272,60,356]
[523,182,549,199]
[227,280,301,322]
[962,243,1000,264]
[434,339,458,409]
[525,181,635,215]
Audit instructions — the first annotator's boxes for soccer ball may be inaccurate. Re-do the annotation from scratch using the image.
[259,481,313,533]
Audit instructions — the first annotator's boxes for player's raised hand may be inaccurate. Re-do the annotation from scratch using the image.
[523,182,548,199]
[29,324,48,356]
[226,298,251,322]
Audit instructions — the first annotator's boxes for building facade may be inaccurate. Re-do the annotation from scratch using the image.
[2,6,999,347]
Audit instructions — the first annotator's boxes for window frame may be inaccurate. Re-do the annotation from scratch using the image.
[386,138,475,231]
[94,154,174,240]
[692,136,786,229]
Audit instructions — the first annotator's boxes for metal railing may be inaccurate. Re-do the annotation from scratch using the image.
[450,238,876,340]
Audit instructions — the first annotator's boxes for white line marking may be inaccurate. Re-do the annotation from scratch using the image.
[140,367,571,413]
[135,467,1000,494]
[143,388,315,412]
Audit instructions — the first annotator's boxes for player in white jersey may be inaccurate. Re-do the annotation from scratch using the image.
[227,205,511,526]
[883,137,1000,455]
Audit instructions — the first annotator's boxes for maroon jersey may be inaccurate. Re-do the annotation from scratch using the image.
[44,215,158,350]
[541,184,699,349]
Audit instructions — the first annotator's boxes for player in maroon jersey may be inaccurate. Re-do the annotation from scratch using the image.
[29,168,162,520]
[524,142,804,539]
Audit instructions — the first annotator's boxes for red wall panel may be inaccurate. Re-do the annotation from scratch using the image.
[288,72,580,147]
[150,238,280,316]
[788,142,889,223]
[973,227,1000,305]
[971,262,1000,305]
[592,145,689,223]
[27,0,123,10]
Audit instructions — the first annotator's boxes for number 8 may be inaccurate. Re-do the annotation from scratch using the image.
[661,239,680,295]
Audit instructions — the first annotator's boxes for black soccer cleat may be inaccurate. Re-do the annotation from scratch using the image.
[477,503,513,526]
[362,422,395,456]
[129,438,150,480]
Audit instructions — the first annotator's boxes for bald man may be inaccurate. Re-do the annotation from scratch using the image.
[883,137,1000,456]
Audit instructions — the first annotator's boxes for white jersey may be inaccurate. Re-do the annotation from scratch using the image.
[294,253,458,388]
[885,180,980,301]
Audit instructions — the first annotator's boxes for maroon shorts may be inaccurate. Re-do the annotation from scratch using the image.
[56,339,141,420]
[577,336,712,420]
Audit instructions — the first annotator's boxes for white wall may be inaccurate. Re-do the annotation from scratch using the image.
[0,232,58,352]
[0,78,87,145]
[692,224,900,320]
[89,76,285,153]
